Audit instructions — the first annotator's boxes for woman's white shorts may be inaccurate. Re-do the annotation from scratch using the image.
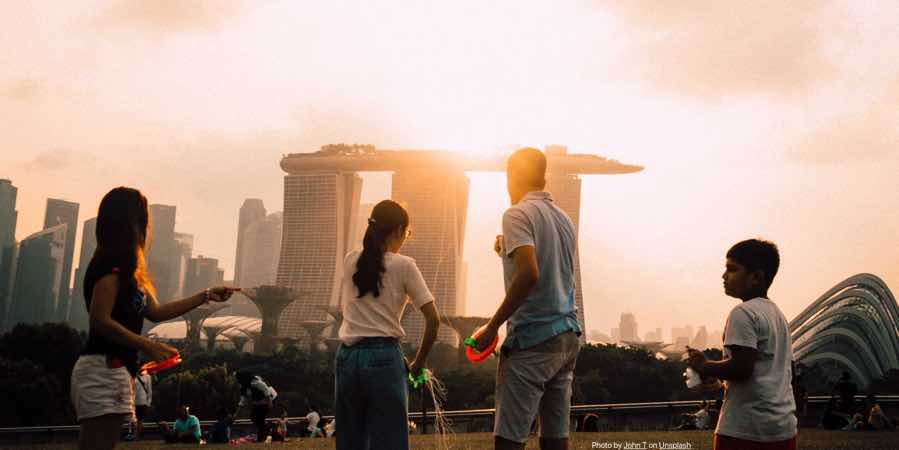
[70,355,134,422]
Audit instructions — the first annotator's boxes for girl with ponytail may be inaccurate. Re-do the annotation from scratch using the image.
[335,199,440,450]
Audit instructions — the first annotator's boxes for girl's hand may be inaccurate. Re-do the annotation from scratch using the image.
[145,340,179,362]
[207,287,240,302]
[409,358,425,377]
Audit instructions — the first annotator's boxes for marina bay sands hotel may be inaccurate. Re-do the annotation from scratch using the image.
[275,144,643,345]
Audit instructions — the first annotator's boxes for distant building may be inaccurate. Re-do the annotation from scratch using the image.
[277,172,362,341]
[692,326,709,350]
[673,336,691,352]
[351,203,375,252]
[588,329,612,344]
[238,212,282,288]
[644,328,663,342]
[147,204,182,302]
[0,180,18,329]
[70,217,97,332]
[185,256,224,297]
[672,325,695,344]
[611,327,620,342]
[230,212,282,318]
[710,329,723,347]
[619,313,639,342]
[234,199,266,287]
[392,170,468,345]
[173,232,194,299]
[10,225,67,326]
[44,199,79,322]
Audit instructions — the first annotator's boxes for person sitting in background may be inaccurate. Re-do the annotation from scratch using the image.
[210,407,234,444]
[848,394,894,431]
[305,404,321,437]
[322,418,336,437]
[820,396,850,430]
[270,408,289,442]
[159,405,201,444]
[675,401,711,430]
[581,413,600,432]
[867,395,895,431]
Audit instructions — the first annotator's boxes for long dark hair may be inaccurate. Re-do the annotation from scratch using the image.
[353,200,409,298]
[92,187,156,297]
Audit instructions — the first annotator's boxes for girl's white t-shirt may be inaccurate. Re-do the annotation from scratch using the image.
[338,250,435,345]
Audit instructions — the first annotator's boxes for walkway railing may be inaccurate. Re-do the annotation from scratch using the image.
[1,395,896,442]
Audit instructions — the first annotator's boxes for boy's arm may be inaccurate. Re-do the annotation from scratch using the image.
[688,345,757,381]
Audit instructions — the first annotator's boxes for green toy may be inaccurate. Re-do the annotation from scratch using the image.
[408,368,431,389]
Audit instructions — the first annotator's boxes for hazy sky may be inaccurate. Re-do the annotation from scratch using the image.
[3,1,898,340]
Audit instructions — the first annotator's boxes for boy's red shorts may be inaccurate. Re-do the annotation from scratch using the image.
[714,434,797,450]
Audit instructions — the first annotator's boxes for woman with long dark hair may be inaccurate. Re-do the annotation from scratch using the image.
[335,199,440,450]
[70,187,237,450]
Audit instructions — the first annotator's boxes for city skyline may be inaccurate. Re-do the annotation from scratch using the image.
[2,1,898,337]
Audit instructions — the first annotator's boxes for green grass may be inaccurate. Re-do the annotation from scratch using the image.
[8,429,898,449]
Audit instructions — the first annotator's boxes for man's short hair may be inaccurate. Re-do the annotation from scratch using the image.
[726,239,780,288]
[507,147,547,187]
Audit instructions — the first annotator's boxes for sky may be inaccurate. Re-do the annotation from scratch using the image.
[3,0,898,341]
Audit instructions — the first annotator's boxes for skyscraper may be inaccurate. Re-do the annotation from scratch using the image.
[147,204,181,301]
[392,169,468,345]
[70,217,97,332]
[277,146,643,346]
[44,199,79,322]
[544,146,587,341]
[10,224,67,326]
[619,312,639,342]
[173,232,194,299]
[277,172,362,341]
[0,180,18,329]
[185,256,224,297]
[238,212,282,289]
[351,203,375,252]
[692,326,709,350]
[234,199,266,287]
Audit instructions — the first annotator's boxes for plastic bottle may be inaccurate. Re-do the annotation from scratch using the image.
[684,367,702,389]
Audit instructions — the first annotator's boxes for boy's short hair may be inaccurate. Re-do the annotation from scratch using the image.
[507,147,547,188]
[726,239,780,288]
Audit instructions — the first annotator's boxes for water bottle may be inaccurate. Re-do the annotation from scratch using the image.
[684,367,702,389]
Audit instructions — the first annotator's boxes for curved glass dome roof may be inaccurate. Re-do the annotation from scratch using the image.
[790,274,898,387]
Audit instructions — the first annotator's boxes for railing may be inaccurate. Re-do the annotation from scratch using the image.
[2,395,896,442]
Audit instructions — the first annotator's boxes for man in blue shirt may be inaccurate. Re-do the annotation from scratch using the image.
[161,405,201,443]
[475,147,582,450]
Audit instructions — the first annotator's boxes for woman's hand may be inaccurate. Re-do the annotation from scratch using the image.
[207,287,240,302]
[145,340,179,362]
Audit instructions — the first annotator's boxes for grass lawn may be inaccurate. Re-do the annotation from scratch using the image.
[7,429,898,449]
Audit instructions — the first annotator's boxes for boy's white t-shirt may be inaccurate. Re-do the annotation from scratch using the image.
[717,297,797,442]
[338,250,435,345]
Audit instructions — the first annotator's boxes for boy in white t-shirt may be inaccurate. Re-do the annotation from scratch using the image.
[687,239,797,450]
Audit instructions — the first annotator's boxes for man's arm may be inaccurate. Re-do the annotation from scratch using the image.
[474,245,539,351]
[489,245,539,328]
